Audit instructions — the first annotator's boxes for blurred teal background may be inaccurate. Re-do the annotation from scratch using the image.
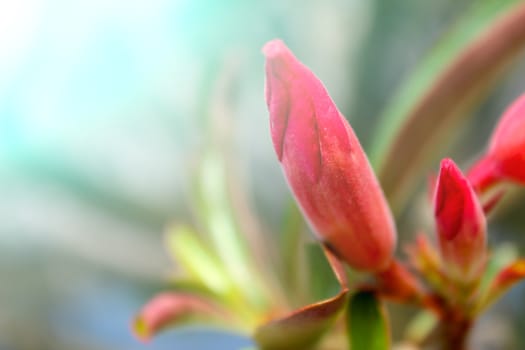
[2,1,525,349]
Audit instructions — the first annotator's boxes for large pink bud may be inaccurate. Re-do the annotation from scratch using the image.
[263,39,396,272]
[434,159,487,282]
[468,93,525,192]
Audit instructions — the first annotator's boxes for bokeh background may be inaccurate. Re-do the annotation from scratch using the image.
[2,1,525,349]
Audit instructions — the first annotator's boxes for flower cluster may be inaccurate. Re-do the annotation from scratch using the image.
[261,39,525,348]
[132,39,525,349]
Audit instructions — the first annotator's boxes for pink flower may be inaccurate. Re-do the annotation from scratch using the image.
[434,159,487,282]
[263,39,396,271]
[468,93,525,192]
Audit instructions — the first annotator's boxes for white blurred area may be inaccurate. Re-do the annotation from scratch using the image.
[0,1,42,94]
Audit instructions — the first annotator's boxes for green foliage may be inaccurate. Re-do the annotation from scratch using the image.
[347,291,390,350]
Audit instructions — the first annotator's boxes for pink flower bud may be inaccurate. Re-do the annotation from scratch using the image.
[263,39,396,271]
[468,93,525,191]
[434,159,487,282]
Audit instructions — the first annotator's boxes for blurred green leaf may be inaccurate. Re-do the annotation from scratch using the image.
[253,292,348,350]
[478,243,518,298]
[166,225,234,297]
[370,0,525,211]
[306,243,342,302]
[193,151,266,308]
[347,291,390,350]
[404,310,438,345]
[6,151,168,230]
[476,257,525,313]
[279,201,308,306]
[165,227,263,325]
[168,278,227,300]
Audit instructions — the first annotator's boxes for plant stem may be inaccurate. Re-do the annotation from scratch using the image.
[437,312,473,350]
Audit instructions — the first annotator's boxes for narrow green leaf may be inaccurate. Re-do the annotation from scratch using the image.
[370,0,525,211]
[166,225,264,326]
[279,201,308,306]
[347,291,390,350]
[193,151,266,308]
[254,292,349,350]
[196,152,250,284]
[306,243,342,302]
[168,278,221,295]
[476,258,525,314]
[478,243,517,298]
[166,225,234,297]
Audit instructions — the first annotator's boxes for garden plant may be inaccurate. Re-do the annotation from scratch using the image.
[132,2,525,349]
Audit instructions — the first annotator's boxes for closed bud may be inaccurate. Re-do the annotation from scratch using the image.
[434,159,487,282]
[263,39,396,271]
[468,93,525,192]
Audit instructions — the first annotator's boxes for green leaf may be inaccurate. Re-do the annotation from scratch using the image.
[404,310,438,345]
[166,225,234,297]
[168,278,228,299]
[165,226,266,327]
[478,243,518,298]
[306,243,342,302]
[193,151,266,309]
[476,258,525,314]
[347,291,390,350]
[196,151,251,285]
[279,201,309,306]
[254,291,349,350]
[370,0,525,211]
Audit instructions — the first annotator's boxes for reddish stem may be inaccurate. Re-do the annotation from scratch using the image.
[439,312,472,350]
[466,157,501,194]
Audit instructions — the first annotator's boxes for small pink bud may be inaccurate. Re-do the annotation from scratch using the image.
[263,39,396,271]
[468,93,525,191]
[434,159,487,282]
